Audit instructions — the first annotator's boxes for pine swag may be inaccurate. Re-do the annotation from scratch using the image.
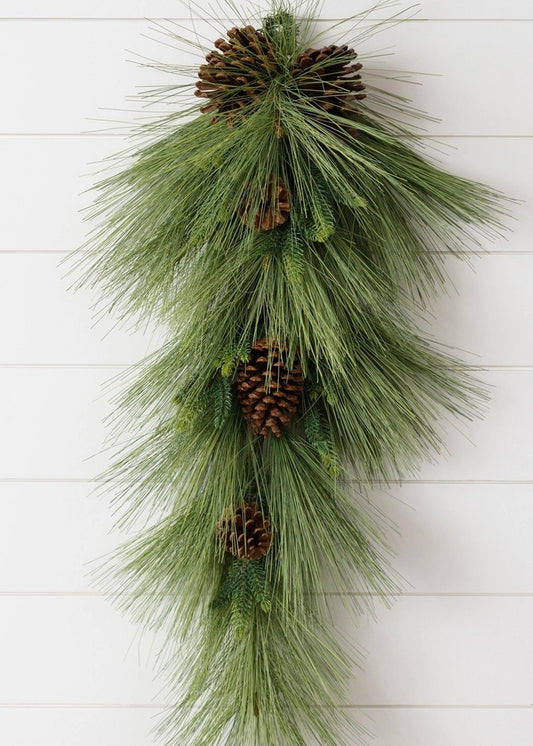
[76,3,505,745]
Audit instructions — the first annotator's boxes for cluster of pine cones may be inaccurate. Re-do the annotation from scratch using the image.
[201,22,343,560]
[215,339,304,562]
[195,25,365,126]
[195,22,364,233]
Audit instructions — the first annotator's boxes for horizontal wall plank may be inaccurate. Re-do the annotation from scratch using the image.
[0,0,172,18]
[3,1,533,20]
[423,254,533,367]
[416,368,533,482]
[0,21,164,135]
[1,136,529,254]
[0,708,157,746]
[427,138,532,254]
[0,597,158,703]
[363,21,533,137]
[1,707,533,746]
[3,253,531,366]
[359,707,533,746]
[0,136,120,253]
[0,253,161,365]
[372,483,533,594]
[347,596,533,705]
[0,368,112,479]
[2,595,533,705]
[1,21,532,135]
[0,484,119,593]
[0,368,531,480]
[1,483,532,594]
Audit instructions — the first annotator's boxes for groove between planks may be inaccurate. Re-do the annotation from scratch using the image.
[2,17,533,22]
[0,478,532,484]
[2,250,530,255]
[1,133,532,138]
[0,702,531,709]
[0,364,530,369]
[0,592,532,598]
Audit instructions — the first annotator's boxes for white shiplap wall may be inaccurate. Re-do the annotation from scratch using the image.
[1,2,532,744]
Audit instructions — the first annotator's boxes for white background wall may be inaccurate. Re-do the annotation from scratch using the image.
[1,1,532,744]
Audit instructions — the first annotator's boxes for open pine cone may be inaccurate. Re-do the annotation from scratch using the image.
[238,175,291,231]
[292,45,365,134]
[217,501,272,560]
[195,26,279,125]
[236,338,304,438]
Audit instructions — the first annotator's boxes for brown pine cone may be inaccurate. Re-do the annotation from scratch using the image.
[237,175,291,231]
[217,501,272,560]
[195,25,280,125]
[236,338,304,438]
[291,44,366,135]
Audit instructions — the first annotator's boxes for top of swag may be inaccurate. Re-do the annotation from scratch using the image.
[194,11,367,133]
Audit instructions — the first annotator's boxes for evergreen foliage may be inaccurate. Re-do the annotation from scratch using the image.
[303,399,341,477]
[74,2,507,744]
[212,558,272,632]
[281,222,305,285]
[209,374,233,429]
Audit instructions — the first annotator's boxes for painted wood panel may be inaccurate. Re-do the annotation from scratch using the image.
[0,136,122,252]
[0,253,160,365]
[0,596,159,703]
[0,136,530,253]
[0,708,158,746]
[1,704,532,746]
[359,708,533,746]
[1,20,532,135]
[371,482,533,594]
[3,1,533,20]
[1,706,533,746]
[0,368,531,480]
[422,254,533,367]
[0,484,120,593]
[1,483,532,594]
[2,596,533,705]
[346,596,533,705]
[0,368,112,479]
[1,252,531,365]
[415,368,533,481]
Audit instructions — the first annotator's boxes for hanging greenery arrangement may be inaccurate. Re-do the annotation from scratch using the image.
[76,2,505,744]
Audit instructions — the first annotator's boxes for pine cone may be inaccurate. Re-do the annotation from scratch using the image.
[238,175,291,231]
[292,44,366,134]
[217,501,272,560]
[236,339,304,438]
[195,26,279,125]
